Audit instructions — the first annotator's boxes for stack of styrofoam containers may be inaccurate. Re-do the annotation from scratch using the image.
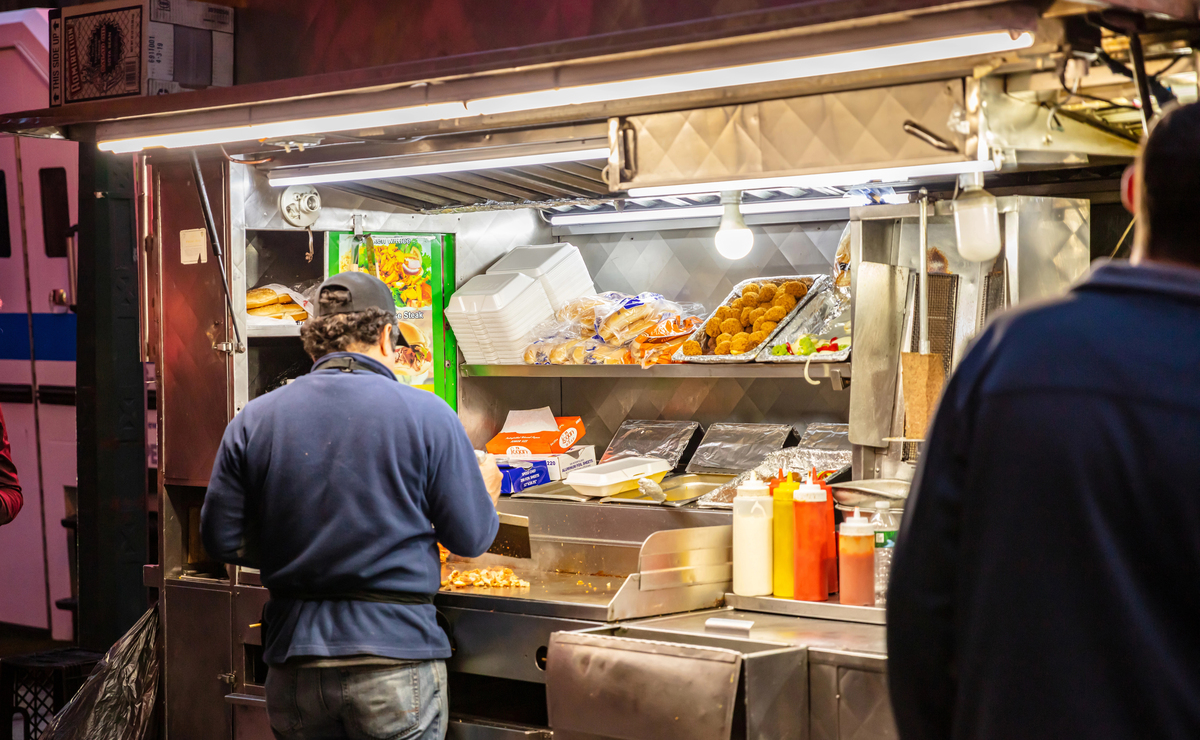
[485,244,596,312]
[446,273,554,364]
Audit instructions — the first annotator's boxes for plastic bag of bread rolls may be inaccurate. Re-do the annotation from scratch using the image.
[595,292,682,346]
[554,292,627,334]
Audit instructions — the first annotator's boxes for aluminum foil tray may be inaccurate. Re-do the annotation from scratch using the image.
[695,442,853,509]
[602,420,703,473]
[685,423,798,476]
[755,278,851,363]
[671,275,827,363]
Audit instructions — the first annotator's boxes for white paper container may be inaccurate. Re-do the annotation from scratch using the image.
[563,456,672,498]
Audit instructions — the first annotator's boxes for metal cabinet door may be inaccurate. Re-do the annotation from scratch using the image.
[810,653,898,740]
[153,158,232,485]
[164,583,233,740]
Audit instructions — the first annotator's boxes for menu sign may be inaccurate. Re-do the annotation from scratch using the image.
[329,233,440,393]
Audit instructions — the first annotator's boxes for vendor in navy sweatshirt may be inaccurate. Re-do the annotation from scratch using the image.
[202,271,501,740]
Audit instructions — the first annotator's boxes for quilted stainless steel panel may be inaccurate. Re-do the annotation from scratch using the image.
[1002,196,1090,306]
[623,80,968,190]
[810,662,839,740]
[156,158,232,485]
[837,667,899,740]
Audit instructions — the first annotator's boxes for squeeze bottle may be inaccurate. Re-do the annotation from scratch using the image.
[772,475,799,599]
[821,475,837,594]
[792,475,829,602]
[838,508,876,606]
[732,472,773,597]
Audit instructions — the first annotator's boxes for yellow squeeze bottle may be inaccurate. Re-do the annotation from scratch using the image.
[772,476,800,599]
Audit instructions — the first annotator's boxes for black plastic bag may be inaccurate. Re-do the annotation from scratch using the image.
[41,606,160,740]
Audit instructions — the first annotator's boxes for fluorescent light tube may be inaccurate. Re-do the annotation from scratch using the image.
[549,193,912,226]
[267,146,611,187]
[97,31,1032,154]
[626,161,996,199]
[550,205,724,226]
[98,102,471,154]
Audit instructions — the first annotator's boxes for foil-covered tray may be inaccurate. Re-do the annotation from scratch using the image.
[695,428,853,509]
[601,420,703,473]
[755,278,851,363]
[671,275,827,363]
[685,423,798,475]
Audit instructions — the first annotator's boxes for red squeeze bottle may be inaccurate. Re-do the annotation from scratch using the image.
[820,477,837,594]
[792,475,829,602]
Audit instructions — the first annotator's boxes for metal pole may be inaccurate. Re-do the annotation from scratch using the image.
[13,134,54,633]
[918,189,930,355]
[1128,32,1154,134]
[189,151,244,353]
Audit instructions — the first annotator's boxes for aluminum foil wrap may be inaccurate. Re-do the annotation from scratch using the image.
[685,423,798,475]
[671,275,828,363]
[755,278,852,363]
[601,420,703,472]
[696,422,853,508]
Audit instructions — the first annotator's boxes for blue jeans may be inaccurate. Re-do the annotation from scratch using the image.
[265,660,447,740]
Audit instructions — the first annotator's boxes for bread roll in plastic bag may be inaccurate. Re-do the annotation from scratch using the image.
[41,606,160,740]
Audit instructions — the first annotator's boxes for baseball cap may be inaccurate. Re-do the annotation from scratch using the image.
[315,272,397,317]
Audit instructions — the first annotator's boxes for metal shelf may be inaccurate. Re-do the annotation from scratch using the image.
[460,362,850,380]
[247,323,301,339]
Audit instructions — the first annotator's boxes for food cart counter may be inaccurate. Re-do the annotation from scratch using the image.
[549,608,895,740]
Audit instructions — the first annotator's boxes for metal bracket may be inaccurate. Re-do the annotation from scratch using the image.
[212,341,244,355]
[217,672,236,687]
[352,214,364,235]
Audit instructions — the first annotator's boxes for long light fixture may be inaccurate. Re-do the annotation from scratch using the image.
[97,31,1033,154]
[626,160,996,199]
[548,193,910,227]
[268,146,611,187]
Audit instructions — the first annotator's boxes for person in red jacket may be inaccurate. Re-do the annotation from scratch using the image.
[0,403,22,525]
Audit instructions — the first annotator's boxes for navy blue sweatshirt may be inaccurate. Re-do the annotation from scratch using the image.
[202,352,498,665]
[888,261,1200,740]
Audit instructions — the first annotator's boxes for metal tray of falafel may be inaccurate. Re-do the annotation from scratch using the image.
[671,275,827,363]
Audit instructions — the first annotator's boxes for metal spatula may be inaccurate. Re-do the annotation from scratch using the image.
[487,512,532,559]
[901,191,946,441]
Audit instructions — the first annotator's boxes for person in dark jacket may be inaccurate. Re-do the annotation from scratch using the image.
[0,403,21,525]
[887,101,1200,740]
[202,272,501,740]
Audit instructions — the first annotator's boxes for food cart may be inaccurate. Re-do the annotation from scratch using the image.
[3,1,1195,738]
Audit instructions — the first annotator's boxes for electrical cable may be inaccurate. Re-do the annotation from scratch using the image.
[219,144,274,165]
[1110,215,1136,258]
[1058,69,1139,110]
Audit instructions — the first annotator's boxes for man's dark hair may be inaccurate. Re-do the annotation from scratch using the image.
[300,287,395,360]
[1140,102,1200,265]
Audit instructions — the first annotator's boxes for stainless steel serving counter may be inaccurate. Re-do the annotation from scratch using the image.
[595,606,897,738]
[633,607,888,656]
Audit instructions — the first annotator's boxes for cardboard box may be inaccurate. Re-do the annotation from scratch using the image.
[50,0,234,106]
[486,416,586,456]
[497,460,552,494]
[496,445,596,481]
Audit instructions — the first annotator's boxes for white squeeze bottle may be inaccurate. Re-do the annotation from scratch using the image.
[733,472,773,596]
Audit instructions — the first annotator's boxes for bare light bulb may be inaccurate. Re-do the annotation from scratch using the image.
[953,173,1002,262]
[716,191,753,260]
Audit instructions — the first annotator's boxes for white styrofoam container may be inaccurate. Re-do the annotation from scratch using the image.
[487,245,595,311]
[447,272,554,364]
[448,273,540,314]
[487,244,577,277]
[563,457,673,498]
